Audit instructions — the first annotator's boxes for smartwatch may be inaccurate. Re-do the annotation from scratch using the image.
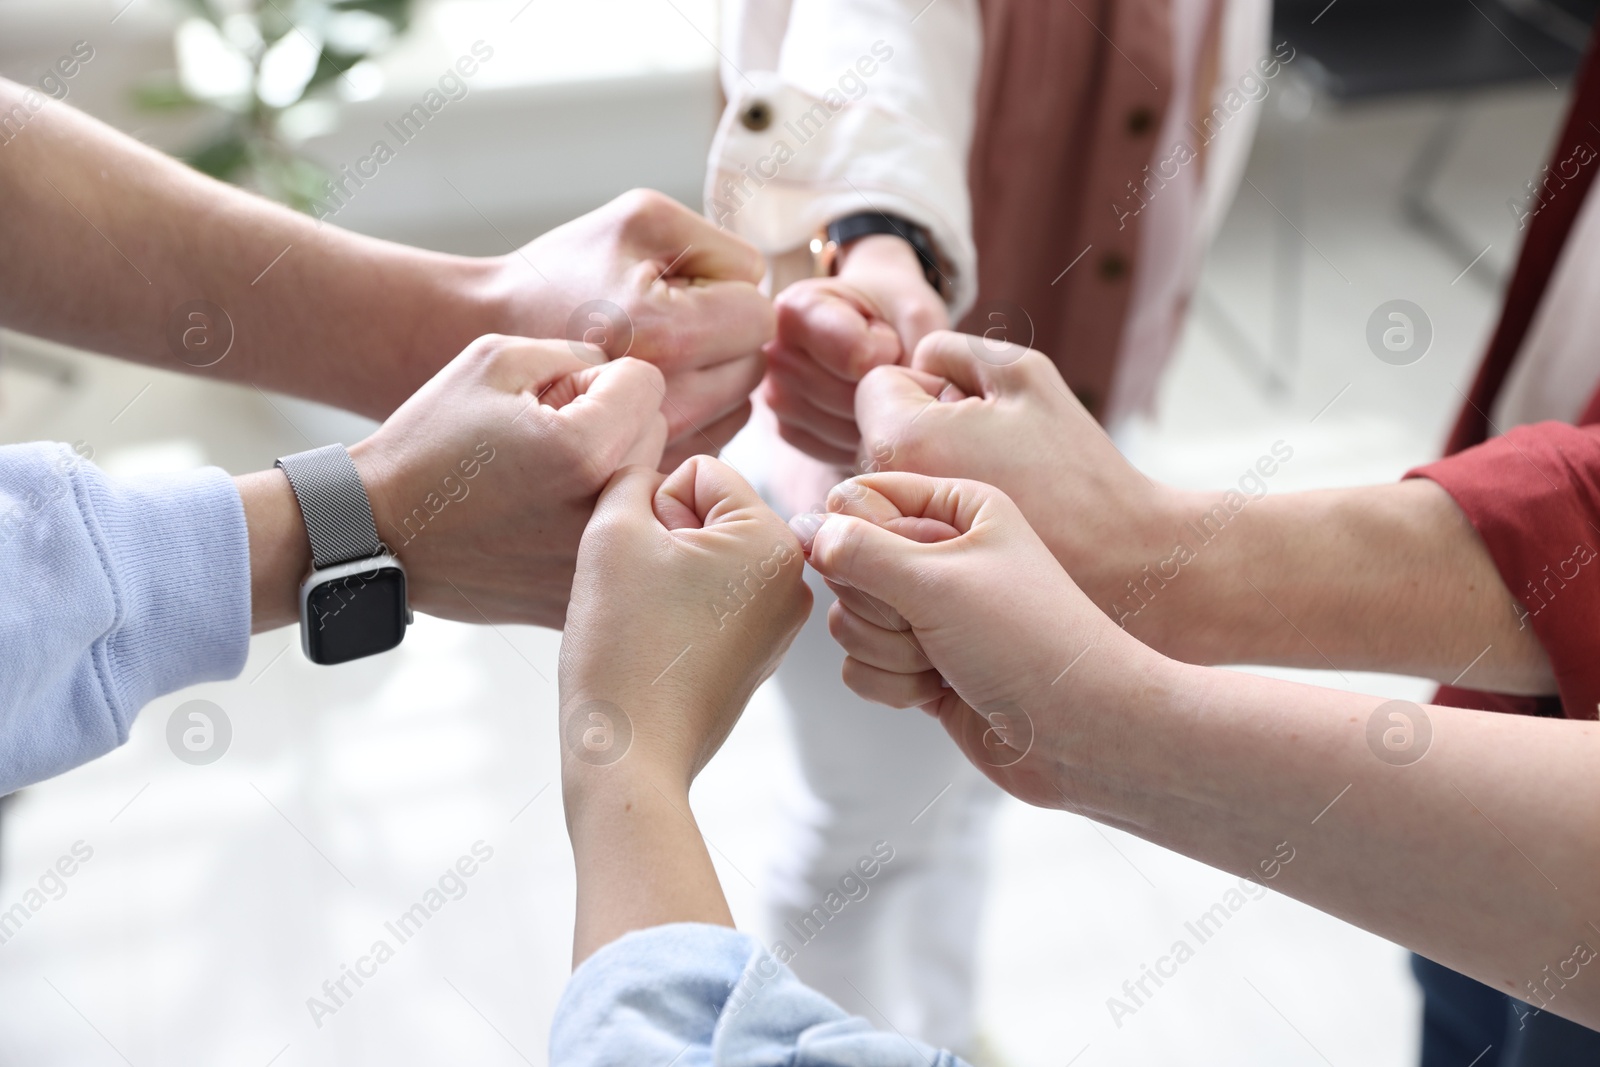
[275,444,411,665]
[818,211,950,301]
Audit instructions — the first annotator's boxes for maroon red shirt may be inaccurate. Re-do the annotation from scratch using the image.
[1394,24,1600,722]
[1409,409,1600,720]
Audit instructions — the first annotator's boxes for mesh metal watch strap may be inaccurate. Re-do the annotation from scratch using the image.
[275,444,384,569]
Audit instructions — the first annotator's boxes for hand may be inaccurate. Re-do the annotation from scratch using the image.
[559,455,812,792]
[346,334,667,629]
[485,190,776,467]
[854,330,1180,612]
[797,472,1169,809]
[762,234,948,466]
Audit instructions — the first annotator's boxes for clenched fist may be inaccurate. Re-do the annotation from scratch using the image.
[559,456,812,791]
[799,472,1169,809]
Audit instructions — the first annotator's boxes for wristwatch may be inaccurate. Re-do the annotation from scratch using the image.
[814,211,950,302]
[275,444,411,665]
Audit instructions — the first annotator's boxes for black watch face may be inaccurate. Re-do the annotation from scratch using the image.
[307,566,408,665]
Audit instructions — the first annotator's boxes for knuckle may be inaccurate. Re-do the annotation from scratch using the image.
[609,354,666,392]
[761,376,809,417]
[843,340,881,380]
[627,314,687,366]
[773,293,815,343]
[825,601,856,645]
[774,277,826,310]
[615,187,677,229]
[462,332,514,363]
[1018,345,1054,377]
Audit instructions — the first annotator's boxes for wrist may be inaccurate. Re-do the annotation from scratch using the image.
[235,469,311,633]
[563,760,694,860]
[389,254,521,405]
[1037,642,1189,819]
[1130,487,1243,660]
[838,235,944,309]
[562,753,690,811]
[835,234,949,345]
[336,248,511,420]
[345,437,403,556]
[456,253,532,334]
[836,232,925,278]
[563,758,733,964]
[1066,483,1194,654]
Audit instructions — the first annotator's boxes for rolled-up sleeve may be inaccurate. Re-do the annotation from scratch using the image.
[1406,421,1600,719]
[0,442,250,793]
[551,923,967,1067]
[708,0,982,318]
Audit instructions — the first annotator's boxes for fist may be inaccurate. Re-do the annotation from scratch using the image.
[762,234,948,466]
[559,456,812,789]
[799,471,1161,809]
[854,330,1174,603]
[493,190,776,467]
[350,334,667,629]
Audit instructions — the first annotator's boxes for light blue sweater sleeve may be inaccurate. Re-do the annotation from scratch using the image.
[0,442,251,794]
[550,923,969,1067]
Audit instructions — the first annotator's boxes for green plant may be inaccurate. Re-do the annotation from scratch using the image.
[134,0,414,212]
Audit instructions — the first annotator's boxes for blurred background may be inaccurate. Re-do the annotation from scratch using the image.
[0,0,1588,1064]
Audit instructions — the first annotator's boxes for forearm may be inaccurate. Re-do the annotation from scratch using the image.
[0,77,507,419]
[1074,658,1600,1026]
[564,771,734,967]
[1106,478,1553,692]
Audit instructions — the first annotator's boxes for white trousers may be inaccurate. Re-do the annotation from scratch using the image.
[761,565,1003,1053]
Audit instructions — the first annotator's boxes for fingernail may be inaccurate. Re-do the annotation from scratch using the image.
[789,512,826,553]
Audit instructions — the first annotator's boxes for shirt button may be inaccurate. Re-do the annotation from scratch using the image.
[1126,106,1156,135]
[740,101,773,131]
[1099,252,1129,281]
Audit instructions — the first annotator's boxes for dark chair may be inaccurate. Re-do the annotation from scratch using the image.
[1277,0,1591,101]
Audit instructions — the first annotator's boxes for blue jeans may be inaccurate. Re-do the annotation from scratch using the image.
[1413,954,1600,1066]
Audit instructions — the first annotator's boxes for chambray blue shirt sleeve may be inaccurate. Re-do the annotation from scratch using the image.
[551,923,970,1067]
[0,442,250,794]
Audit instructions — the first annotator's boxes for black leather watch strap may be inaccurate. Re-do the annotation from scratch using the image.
[275,444,384,569]
[826,211,949,300]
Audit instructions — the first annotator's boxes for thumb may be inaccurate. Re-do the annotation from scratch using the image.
[805,511,934,616]
[653,454,769,532]
[800,471,1017,602]
[911,329,1022,396]
[801,473,964,615]
[775,283,901,380]
[559,357,668,473]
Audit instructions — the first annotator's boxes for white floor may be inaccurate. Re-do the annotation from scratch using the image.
[0,82,1567,1067]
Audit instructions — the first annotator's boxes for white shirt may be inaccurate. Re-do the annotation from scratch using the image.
[707,0,983,318]
[707,0,1271,397]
